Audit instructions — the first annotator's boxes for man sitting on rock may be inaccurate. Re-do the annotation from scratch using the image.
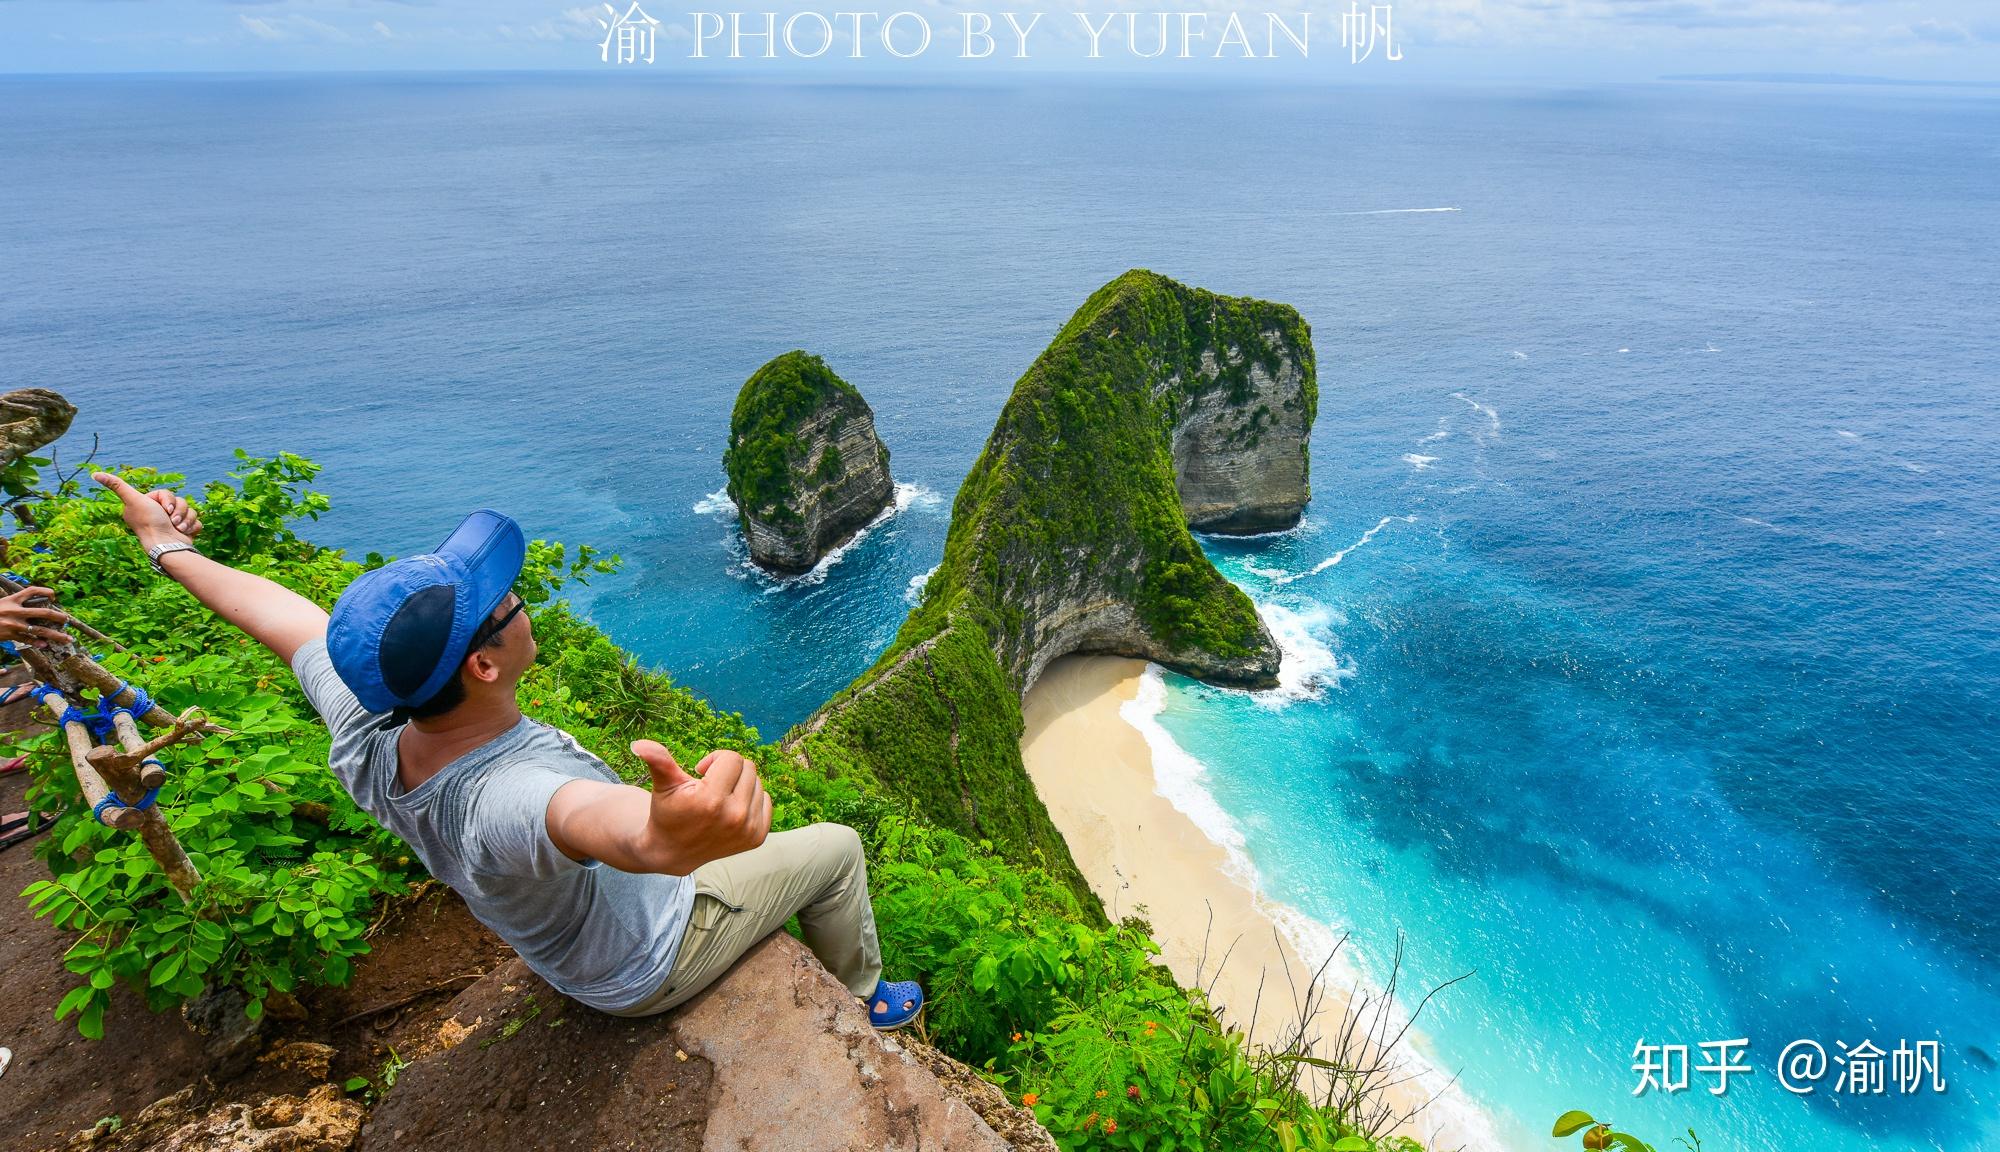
[94,472,923,1029]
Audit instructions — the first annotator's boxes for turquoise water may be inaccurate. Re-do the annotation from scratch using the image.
[4,75,1996,1149]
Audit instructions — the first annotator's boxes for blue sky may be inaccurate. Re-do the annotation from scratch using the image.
[2,0,1996,80]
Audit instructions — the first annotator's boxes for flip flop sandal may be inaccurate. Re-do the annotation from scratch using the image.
[0,755,28,776]
[0,810,53,852]
[867,979,924,1031]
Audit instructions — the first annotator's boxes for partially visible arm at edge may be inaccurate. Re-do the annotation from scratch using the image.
[157,548,329,666]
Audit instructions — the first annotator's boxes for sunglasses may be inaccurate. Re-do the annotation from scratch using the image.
[470,593,527,651]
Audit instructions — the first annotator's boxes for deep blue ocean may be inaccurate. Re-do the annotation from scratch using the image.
[4,74,1996,1150]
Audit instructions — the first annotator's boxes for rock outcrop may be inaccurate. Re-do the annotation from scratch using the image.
[1170,335,1314,533]
[361,933,1042,1152]
[1,388,76,470]
[791,270,1315,904]
[724,352,894,574]
[53,1085,364,1152]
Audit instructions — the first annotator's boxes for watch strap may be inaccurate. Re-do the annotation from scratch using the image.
[148,541,200,575]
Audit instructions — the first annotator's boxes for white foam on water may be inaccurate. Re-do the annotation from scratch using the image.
[905,564,938,605]
[1266,514,1416,586]
[1402,453,1439,470]
[1510,350,1528,360]
[1251,599,1352,706]
[753,482,939,593]
[1119,665,1506,1152]
[1122,666,1252,877]
[1837,430,1861,439]
[1198,514,1311,542]
[1330,206,1462,216]
[1450,391,1502,436]
[692,486,735,515]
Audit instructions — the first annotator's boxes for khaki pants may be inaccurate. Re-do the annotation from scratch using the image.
[612,822,883,1016]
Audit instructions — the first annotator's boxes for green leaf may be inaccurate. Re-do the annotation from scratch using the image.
[55,985,95,1020]
[1553,1112,1599,1138]
[149,952,185,987]
[1608,1135,1656,1152]
[344,1077,371,1093]
[79,999,106,1039]
[971,954,1000,992]
[1332,1139,1372,1151]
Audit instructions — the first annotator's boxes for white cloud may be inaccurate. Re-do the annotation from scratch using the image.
[238,14,284,41]
[1906,19,1970,45]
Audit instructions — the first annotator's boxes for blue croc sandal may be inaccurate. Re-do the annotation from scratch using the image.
[868,979,924,1030]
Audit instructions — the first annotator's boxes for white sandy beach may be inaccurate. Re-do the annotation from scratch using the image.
[1020,656,1497,1151]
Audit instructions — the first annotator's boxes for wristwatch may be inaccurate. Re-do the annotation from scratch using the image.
[147,541,200,575]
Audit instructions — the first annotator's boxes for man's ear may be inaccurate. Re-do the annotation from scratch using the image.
[463,647,504,686]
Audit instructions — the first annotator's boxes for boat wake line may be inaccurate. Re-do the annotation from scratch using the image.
[1330,207,1463,216]
[1244,514,1417,586]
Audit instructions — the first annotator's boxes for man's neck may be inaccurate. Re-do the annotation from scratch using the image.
[396,698,523,792]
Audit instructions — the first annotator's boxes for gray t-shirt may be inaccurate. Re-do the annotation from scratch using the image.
[292,638,693,1012]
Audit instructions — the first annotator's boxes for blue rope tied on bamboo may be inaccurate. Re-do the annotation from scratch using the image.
[25,677,168,822]
[103,683,152,722]
[93,780,161,824]
[32,680,150,740]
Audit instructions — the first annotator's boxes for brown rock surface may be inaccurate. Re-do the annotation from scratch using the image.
[0,388,75,469]
[55,1084,364,1152]
[362,932,1033,1152]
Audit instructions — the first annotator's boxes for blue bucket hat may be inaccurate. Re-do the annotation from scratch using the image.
[326,509,526,714]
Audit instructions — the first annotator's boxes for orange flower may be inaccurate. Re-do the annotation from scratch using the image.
[1021,1093,1039,1107]
[1127,1085,1141,1100]
[1104,1120,1118,1134]
[1011,1032,1022,1043]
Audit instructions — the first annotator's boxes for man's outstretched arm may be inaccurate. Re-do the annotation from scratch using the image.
[95,472,329,665]
[546,739,772,874]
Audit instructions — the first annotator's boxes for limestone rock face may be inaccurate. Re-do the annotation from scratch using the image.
[361,933,1040,1152]
[1170,334,1314,534]
[725,352,894,574]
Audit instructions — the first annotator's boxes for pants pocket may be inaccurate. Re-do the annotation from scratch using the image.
[688,890,743,931]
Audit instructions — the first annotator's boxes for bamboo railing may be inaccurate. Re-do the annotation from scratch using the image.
[3,573,225,901]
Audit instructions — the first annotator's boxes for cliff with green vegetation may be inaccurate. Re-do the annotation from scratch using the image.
[724,351,894,573]
[789,270,1316,901]
[9,277,1410,1151]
